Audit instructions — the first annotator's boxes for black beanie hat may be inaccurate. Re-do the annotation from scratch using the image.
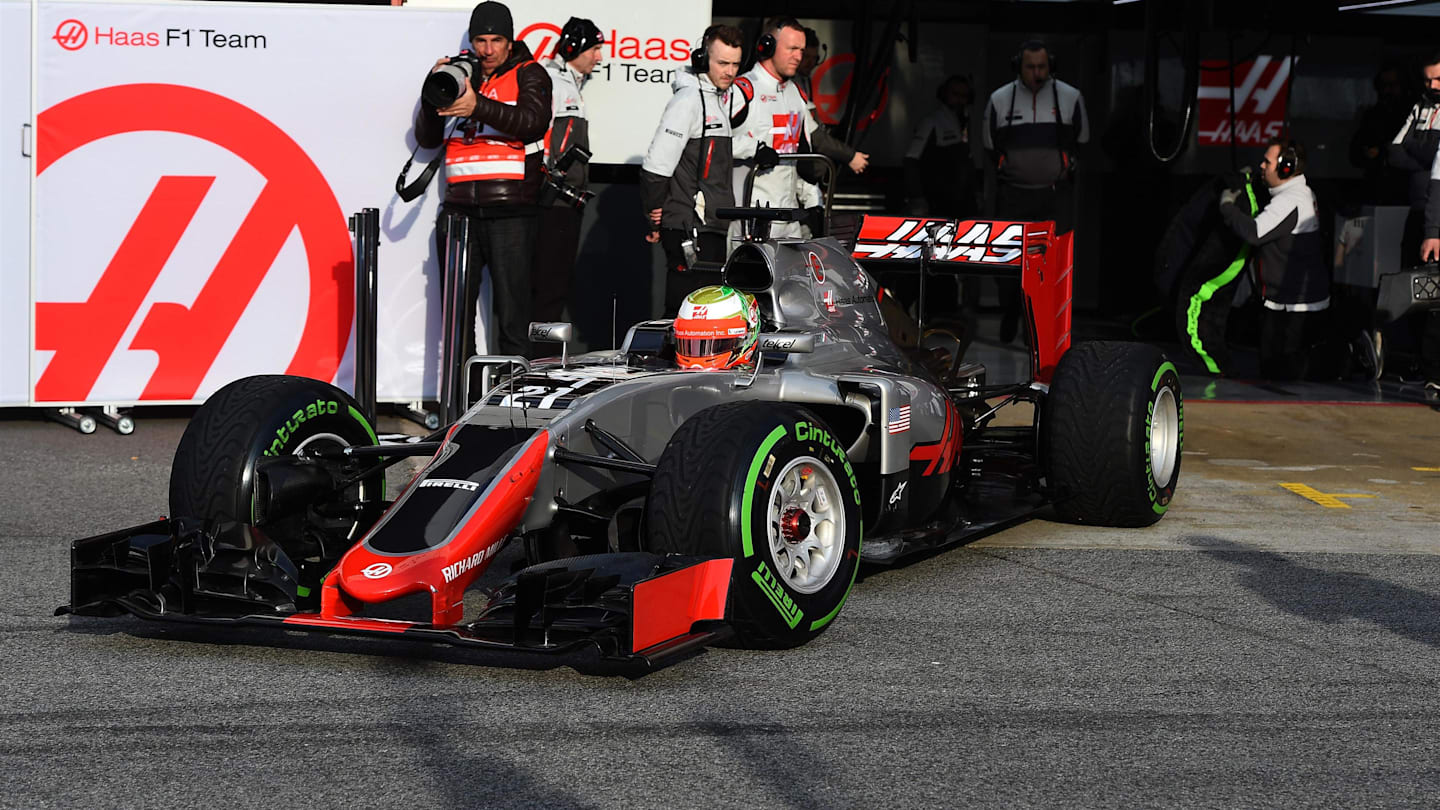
[469,1,513,41]
[559,17,605,59]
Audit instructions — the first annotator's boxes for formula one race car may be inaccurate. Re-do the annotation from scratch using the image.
[61,202,1183,674]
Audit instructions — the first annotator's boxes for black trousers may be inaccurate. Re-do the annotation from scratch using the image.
[532,205,582,323]
[436,209,537,359]
[1259,308,1312,380]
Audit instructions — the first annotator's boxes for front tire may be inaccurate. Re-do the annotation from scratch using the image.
[646,403,863,649]
[169,375,381,590]
[1044,342,1183,527]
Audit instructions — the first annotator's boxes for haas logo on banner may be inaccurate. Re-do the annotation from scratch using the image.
[34,84,353,403]
[53,19,88,50]
[517,22,562,60]
[1196,56,1296,146]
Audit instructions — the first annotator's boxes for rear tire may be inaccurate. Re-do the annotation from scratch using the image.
[646,403,863,649]
[1044,342,1183,527]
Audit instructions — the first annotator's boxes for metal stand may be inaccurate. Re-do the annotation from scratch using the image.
[47,407,96,434]
[349,208,379,426]
[85,405,134,435]
[439,212,473,427]
[402,400,441,431]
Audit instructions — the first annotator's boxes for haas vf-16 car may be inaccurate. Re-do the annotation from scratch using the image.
[61,211,1183,674]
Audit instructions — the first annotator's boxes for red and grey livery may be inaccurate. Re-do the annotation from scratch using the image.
[61,195,1181,673]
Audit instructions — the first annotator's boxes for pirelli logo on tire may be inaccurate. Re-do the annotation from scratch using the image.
[752,560,803,629]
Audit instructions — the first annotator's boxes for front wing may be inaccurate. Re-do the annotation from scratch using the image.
[57,519,734,675]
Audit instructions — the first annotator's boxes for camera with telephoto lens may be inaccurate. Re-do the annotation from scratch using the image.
[423,52,481,108]
[541,145,595,210]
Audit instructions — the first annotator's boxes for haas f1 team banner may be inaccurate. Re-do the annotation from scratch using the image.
[24,0,704,405]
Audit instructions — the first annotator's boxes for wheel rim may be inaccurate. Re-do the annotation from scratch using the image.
[766,457,846,595]
[1150,386,1180,489]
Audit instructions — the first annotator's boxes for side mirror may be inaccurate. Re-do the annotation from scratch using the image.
[756,332,816,354]
[529,322,572,343]
[529,322,572,365]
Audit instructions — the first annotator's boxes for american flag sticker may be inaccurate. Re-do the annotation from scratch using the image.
[887,405,911,434]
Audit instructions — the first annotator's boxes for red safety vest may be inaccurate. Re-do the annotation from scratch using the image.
[444,62,537,184]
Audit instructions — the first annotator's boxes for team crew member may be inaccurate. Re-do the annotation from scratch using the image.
[415,1,551,359]
[640,24,745,313]
[983,40,1088,342]
[533,17,604,323]
[730,17,869,238]
[1218,138,1327,380]
[1387,51,1440,261]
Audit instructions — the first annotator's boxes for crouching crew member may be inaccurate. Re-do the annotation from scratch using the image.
[730,17,869,238]
[533,17,604,323]
[1218,138,1328,379]
[640,24,745,313]
[416,0,551,358]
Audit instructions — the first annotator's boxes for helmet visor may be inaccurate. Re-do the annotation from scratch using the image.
[675,335,746,363]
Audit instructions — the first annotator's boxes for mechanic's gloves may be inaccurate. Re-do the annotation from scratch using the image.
[755,142,780,171]
[1218,188,1240,208]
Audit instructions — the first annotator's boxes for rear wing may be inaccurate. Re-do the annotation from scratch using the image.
[851,216,1075,383]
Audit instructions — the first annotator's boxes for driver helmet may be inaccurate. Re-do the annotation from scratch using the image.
[673,285,761,370]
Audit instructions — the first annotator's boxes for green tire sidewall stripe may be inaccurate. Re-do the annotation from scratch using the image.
[348,405,379,445]
[248,399,383,524]
[348,404,385,498]
[808,521,862,632]
[739,419,865,633]
[740,425,788,559]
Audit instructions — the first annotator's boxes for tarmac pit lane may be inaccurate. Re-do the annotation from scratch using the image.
[976,400,1440,556]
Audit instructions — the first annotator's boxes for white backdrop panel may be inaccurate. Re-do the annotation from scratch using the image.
[29,0,705,405]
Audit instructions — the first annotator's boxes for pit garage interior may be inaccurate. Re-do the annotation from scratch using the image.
[561,0,1440,409]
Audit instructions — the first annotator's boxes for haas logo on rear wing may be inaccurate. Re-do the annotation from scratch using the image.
[851,217,1052,268]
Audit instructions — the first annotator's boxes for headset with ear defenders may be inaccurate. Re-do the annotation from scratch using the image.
[755,31,776,61]
[557,30,582,62]
[692,24,722,74]
[1274,140,1300,179]
[1011,40,1057,75]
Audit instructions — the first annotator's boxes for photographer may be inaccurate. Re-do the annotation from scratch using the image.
[533,17,604,324]
[414,1,551,358]
[640,24,745,313]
